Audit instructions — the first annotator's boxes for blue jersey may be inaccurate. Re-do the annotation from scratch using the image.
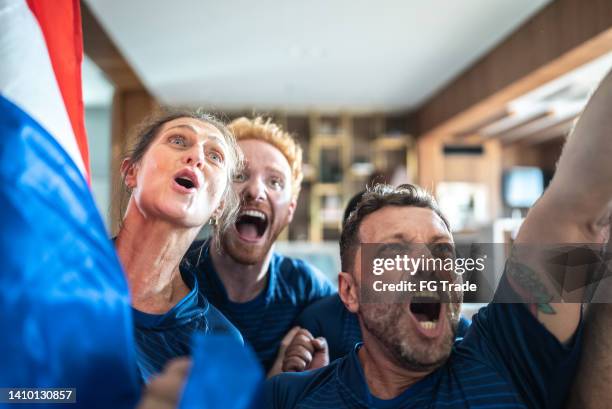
[296,294,362,362]
[265,281,582,408]
[132,264,243,381]
[297,294,471,362]
[187,241,336,372]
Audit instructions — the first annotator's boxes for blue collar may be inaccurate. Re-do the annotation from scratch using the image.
[336,343,441,407]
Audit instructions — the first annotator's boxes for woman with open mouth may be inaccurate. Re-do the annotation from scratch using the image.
[113,109,243,381]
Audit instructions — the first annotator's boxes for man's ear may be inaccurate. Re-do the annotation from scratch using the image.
[121,158,137,190]
[286,197,297,224]
[338,272,359,314]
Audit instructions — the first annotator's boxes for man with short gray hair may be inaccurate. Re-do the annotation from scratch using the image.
[265,69,612,408]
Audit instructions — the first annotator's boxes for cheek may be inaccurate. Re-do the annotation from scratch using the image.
[206,171,229,201]
[364,303,401,329]
[136,153,164,187]
[134,165,160,198]
[272,190,293,211]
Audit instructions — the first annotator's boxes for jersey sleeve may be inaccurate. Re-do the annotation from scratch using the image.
[298,259,337,301]
[206,302,244,345]
[296,299,324,336]
[263,372,316,409]
[460,272,583,409]
[295,295,361,362]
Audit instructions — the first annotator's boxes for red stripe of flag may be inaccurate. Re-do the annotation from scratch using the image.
[26,0,90,179]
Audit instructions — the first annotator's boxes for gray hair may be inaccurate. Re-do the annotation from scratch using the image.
[339,183,450,273]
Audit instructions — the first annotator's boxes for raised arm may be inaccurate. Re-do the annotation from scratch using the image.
[512,69,612,343]
[566,303,612,409]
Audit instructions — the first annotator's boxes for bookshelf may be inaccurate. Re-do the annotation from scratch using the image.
[307,113,415,242]
[224,111,413,242]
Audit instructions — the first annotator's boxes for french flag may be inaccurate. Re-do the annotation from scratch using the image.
[0,1,265,408]
[0,0,140,407]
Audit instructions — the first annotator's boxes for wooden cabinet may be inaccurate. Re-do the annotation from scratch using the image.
[307,113,415,242]
[225,111,413,242]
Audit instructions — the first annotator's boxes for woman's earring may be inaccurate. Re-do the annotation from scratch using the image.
[209,217,217,226]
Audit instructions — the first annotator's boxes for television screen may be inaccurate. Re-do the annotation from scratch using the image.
[503,167,544,208]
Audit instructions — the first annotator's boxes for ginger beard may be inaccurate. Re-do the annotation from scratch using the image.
[218,139,295,266]
[220,204,283,265]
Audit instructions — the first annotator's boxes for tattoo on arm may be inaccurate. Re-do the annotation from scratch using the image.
[508,259,556,315]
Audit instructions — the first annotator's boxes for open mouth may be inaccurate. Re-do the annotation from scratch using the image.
[175,176,195,189]
[235,210,268,241]
[409,291,442,330]
[173,168,200,191]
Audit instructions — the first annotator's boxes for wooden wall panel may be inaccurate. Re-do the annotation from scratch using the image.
[81,2,144,90]
[82,1,158,233]
[416,0,612,137]
[109,90,157,234]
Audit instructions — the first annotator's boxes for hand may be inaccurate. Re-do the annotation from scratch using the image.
[267,326,301,378]
[137,357,191,409]
[282,328,329,373]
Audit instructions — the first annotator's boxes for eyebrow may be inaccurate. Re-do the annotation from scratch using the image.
[165,124,199,134]
[375,242,407,254]
[265,165,287,177]
[165,124,228,148]
[242,162,288,177]
[376,232,451,243]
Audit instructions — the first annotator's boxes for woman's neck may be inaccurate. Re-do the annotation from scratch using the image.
[116,205,200,314]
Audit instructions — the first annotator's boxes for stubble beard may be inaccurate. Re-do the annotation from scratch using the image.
[360,301,457,372]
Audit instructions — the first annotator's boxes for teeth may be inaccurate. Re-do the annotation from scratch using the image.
[412,291,440,300]
[177,176,194,185]
[419,321,438,330]
[241,210,266,220]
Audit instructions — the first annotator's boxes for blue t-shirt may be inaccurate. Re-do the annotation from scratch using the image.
[132,264,243,381]
[187,242,336,372]
[187,241,336,372]
[297,294,472,362]
[265,282,582,408]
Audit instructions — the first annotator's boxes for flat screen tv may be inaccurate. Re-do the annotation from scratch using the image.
[503,166,544,208]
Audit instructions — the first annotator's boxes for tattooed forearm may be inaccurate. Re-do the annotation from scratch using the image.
[507,259,556,315]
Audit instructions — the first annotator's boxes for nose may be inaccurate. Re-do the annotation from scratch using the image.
[415,245,437,279]
[183,145,205,169]
[242,176,266,203]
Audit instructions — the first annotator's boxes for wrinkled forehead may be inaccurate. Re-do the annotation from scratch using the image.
[358,206,452,244]
[159,117,227,145]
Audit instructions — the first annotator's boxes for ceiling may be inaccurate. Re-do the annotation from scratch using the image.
[85,0,552,112]
[463,51,612,145]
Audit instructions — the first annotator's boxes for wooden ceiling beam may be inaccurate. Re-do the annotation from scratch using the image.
[415,0,612,140]
[453,108,510,139]
[81,2,158,234]
[81,1,147,91]
[521,117,575,146]
[480,109,551,138]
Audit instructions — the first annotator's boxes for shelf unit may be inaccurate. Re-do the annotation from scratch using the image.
[307,114,416,242]
[373,134,417,183]
[225,111,414,242]
[308,114,352,242]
